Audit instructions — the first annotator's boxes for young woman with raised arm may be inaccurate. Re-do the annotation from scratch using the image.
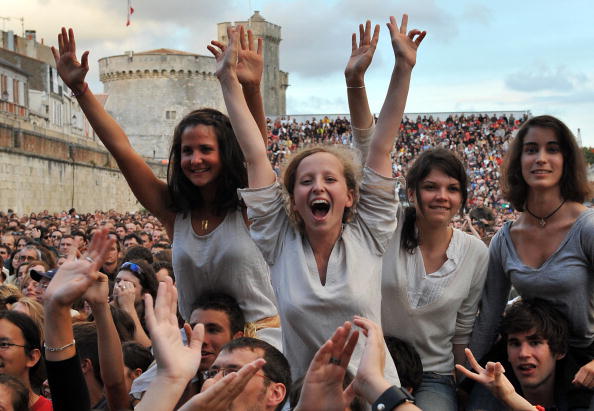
[210,14,424,384]
[51,27,281,347]
[346,20,489,411]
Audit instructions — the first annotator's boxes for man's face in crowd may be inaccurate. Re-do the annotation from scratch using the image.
[123,237,139,250]
[0,247,9,260]
[189,308,240,371]
[125,223,136,234]
[59,238,75,256]
[0,319,40,384]
[115,227,126,240]
[205,347,277,411]
[50,231,63,247]
[16,249,37,265]
[73,235,86,251]
[507,328,564,390]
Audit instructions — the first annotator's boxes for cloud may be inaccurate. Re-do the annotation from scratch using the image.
[505,65,588,92]
[462,3,491,24]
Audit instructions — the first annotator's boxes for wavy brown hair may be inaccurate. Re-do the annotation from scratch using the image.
[501,115,590,211]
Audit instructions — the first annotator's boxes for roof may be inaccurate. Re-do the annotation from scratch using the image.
[0,56,29,77]
[137,48,199,56]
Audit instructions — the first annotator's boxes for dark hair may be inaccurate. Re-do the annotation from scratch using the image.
[71,230,87,242]
[384,336,423,393]
[222,337,291,410]
[401,148,468,253]
[152,261,173,280]
[501,115,590,211]
[123,245,154,265]
[167,108,247,215]
[501,299,569,356]
[153,249,172,264]
[73,322,102,386]
[122,341,154,372]
[123,233,142,245]
[0,311,42,378]
[191,292,245,335]
[0,374,29,411]
[117,259,158,300]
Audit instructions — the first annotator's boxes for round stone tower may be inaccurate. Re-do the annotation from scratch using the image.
[98,49,223,159]
[218,11,289,116]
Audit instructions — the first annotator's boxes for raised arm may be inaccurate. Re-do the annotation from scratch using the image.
[366,15,425,177]
[209,26,275,188]
[209,26,268,144]
[52,28,174,234]
[345,20,380,131]
[84,272,130,410]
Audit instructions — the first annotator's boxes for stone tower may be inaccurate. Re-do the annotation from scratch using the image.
[218,11,289,116]
[98,12,288,160]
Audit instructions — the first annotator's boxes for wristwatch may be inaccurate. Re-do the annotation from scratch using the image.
[372,386,415,410]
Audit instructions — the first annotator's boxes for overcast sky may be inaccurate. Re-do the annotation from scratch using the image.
[5,0,594,145]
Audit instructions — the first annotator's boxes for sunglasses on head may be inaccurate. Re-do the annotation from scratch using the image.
[120,261,143,275]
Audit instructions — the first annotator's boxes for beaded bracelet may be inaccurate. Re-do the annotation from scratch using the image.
[44,339,76,352]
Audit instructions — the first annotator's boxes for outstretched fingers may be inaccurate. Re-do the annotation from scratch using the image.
[400,14,408,34]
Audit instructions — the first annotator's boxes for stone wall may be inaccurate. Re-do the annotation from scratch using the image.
[0,116,168,214]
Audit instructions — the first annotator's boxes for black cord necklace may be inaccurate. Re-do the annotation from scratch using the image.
[525,199,566,228]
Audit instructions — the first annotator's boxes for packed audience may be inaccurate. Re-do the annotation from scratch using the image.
[0,15,593,411]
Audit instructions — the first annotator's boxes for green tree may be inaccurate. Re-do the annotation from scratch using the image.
[582,147,594,165]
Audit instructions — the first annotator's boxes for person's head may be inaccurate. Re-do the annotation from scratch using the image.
[0,245,10,261]
[0,374,29,411]
[122,341,153,394]
[189,292,245,371]
[0,310,42,387]
[138,231,153,248]
[28,265,54,303]
[15,238,30,252]
[152,261,173,283]
[205,338,291,411]
[73,322,102,387]
[123,245,154,266]
[71,230,87,251]
[501,115,590,211]
[501,299,568,391]
[282,145,361,234]
[115,260,158,304]
[0,285,23,311]
[58,235,75,256]
[167,109,247,213]
[49,230,62,248]
[1,235,15,250]
[115,224,126,240]
[10,298,45,342]
[14,246,40,267]
[123,233,142,250]
[384,336,423,394]
[401,148,468,253]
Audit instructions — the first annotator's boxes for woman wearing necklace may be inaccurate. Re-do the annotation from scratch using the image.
[469,115,594,409]
[51,27,281,347]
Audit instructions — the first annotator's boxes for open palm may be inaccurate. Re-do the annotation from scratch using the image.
[387,14,426,69]
[51,27,89,91]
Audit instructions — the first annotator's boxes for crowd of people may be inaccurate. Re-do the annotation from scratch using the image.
[0,14,592,411]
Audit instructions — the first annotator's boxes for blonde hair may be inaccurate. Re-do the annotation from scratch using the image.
[281,144,362,232]
[12,297,45,341]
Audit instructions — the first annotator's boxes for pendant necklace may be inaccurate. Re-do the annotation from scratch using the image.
[525,200,566,228]
[200,218,208,232]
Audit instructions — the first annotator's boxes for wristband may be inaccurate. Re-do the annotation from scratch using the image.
[346,85,365,89]
[71,82,88,98]
[372,386,415,410]
[44,339,76,352]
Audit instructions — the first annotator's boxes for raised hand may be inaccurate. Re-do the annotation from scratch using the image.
[294,322,359,411]
[573,359,594,388]
[83,271,110,307]
[210,26,263,87]
[345,20,380,86]
[182,358,266,411]
[113,280,136,309]
[44,228,113,307]
[208,25,240,83]
[386,14,426,69]
[351,316,392,404]
[50,27,89,93]
[144,277,204,383]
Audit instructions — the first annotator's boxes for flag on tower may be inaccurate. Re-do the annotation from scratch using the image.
[126,0,134,26]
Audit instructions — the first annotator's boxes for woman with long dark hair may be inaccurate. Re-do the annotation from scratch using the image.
[51,27,280,346]
[469,115,594,408]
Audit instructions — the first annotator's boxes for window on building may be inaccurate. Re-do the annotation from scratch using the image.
[166,110,176,120]
[13,79,19,104]
[0,74,7,100]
